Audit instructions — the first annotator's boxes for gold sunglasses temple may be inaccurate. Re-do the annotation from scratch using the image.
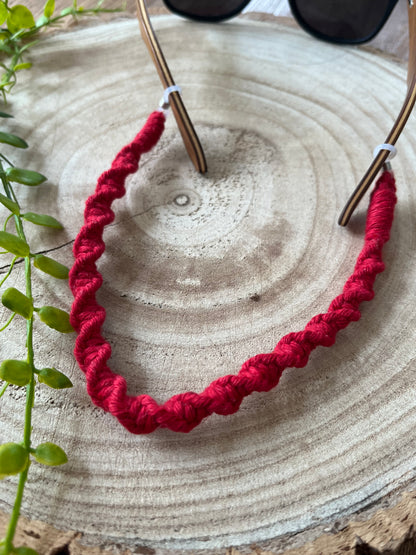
[338,1,416,226]
[136,0,207,173]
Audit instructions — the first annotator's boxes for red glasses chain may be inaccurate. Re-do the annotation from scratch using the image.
[69,110,397,434]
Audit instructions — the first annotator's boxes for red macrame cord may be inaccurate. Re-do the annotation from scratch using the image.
[69,109,397,434]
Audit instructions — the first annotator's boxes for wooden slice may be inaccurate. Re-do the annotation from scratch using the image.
[1,14,416,555]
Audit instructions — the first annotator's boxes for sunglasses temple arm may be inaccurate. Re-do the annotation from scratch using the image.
[136,0,207,173]
[338,3,416,227]
[338,79,416,226]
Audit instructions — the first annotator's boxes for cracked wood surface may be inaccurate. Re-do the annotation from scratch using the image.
[1,2,416,554]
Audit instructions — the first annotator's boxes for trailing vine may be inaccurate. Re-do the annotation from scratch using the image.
[0,110,72,555]
[0,0,123,101]
[0,0,123,553]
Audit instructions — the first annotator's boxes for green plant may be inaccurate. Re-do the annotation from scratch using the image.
[0,111,73,555]
[0,0,123,101]
[0,1,124,552]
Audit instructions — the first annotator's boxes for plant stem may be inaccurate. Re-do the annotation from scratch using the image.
[0,381,8,398]
[6,5,124,52]
[2,212,13,231]
[0,310,16,331]
[2,282,34,555]
[2,448,30,553]
[0,161,36,554]
[0,46,20,90]
[3,470,28,553]
[0,255,18,287]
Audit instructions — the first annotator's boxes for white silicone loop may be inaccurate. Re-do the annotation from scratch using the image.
[373,143,397,161]
[158,85,182,112]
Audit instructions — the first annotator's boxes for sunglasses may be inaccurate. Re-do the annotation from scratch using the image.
[137,0,416,225]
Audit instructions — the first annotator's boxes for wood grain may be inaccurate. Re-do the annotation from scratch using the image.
[0,9,416,555]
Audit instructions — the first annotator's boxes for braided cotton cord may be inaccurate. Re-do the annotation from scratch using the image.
[69,110,397,434]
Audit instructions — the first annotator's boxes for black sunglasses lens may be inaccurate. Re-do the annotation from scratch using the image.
[164,0,248,21]
[292,0,392,42]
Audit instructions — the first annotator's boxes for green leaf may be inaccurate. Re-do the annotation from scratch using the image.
[38,367,73,389]
[33,254,69,279]
[14,62,32,71]
[2,287,33,319]
[0,359,32,386]
[0,131,28,149]
[0,2,7,26]
[7,5,36,33]
[0,442,28,475]
[0,230,29,257]
[60,7,73,16]
[33,442,67,466]
[5,167,47,186]
[35,14,48,27]
[43,0,55,18]
[0,111,13,118]
[37,306,74,333]
[13,547,40,555]
[22,212,62,229]
[0,192,20,215]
